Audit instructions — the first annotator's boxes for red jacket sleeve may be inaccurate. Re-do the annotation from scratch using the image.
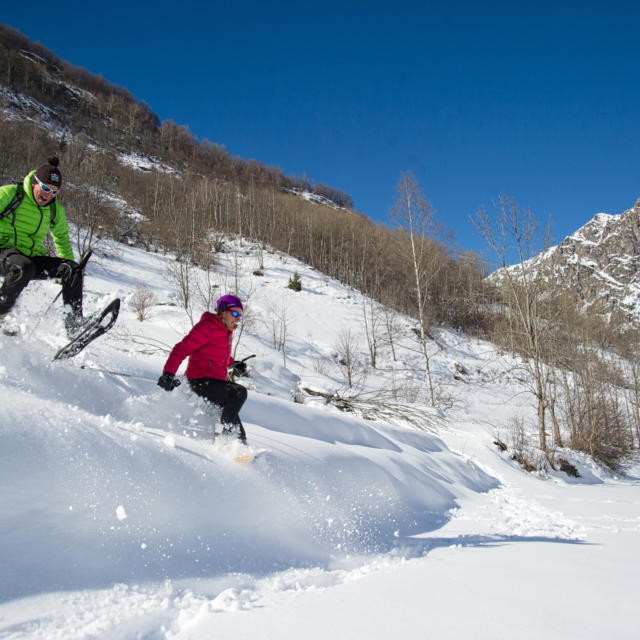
[163,318,210,375]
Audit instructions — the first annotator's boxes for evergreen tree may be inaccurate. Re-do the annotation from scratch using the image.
[288,272,302,292]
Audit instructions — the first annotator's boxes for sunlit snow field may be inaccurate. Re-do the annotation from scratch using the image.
[1,239,638,639]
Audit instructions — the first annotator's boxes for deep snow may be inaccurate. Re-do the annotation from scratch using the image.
[0,238,638,639]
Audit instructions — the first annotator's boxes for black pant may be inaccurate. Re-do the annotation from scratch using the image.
[189,378,248,444]
[0,248,83,315]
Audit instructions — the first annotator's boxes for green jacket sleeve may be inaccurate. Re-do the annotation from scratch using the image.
[49,201,75,261]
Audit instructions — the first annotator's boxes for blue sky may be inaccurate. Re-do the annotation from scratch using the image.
[4,1,639,258]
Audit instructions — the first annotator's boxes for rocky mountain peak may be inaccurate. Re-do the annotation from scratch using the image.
[500,197,640,323]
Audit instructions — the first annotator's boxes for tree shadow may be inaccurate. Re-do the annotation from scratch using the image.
[393,532,592,559]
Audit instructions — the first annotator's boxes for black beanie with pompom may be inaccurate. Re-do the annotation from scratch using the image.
[34,154,62,189]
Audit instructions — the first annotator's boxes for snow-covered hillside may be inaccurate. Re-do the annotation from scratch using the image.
[1,239,638,639]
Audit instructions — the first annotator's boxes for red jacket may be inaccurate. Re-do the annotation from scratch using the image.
[163,312,233,380]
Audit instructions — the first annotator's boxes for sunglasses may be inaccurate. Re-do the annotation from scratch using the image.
[230,310,242,318]
[34,175,59,196]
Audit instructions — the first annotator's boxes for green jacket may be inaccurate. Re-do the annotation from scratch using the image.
[0,171,74,260]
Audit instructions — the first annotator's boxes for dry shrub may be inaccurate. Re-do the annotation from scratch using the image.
[130,287,156,322]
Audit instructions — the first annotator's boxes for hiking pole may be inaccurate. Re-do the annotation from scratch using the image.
[79,363,159,382]
[29,250,94,338]
[82,355,258,384]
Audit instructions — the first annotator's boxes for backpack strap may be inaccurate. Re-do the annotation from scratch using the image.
[0,183,25,222]
[0,183,24,246]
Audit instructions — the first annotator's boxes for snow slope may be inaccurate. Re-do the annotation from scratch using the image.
[1,239,638,639]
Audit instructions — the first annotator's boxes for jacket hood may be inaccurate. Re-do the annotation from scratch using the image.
[201,312,228,330]
[23,171,36,204]
[202,311,220,323]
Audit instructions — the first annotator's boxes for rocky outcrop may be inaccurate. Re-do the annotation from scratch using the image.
[499,198,640,321]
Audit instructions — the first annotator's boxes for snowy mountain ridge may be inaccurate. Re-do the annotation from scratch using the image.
[498,196,640,321]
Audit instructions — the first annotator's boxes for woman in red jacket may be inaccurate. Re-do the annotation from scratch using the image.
[157,294,248,444]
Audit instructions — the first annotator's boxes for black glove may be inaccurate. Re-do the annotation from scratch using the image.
[55,261,73,281]
[231,360,248,376]
[157,372,181,391]
[56,260,82,286]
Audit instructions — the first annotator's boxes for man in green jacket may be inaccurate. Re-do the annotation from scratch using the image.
[0,155,83,335]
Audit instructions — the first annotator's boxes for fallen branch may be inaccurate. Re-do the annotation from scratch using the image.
[300,386,443,432]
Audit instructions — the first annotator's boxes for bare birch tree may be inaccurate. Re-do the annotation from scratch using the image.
[361,295,382,368]
[390,172,441,406]
[472,195,553,456]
